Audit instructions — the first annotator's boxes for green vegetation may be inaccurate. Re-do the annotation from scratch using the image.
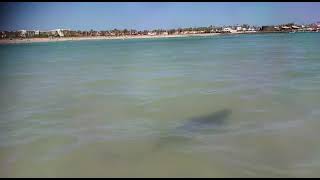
[1,22,319,39]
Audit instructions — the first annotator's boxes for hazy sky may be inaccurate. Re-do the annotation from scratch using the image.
[1,2,320,31]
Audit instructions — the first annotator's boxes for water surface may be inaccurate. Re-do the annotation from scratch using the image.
[1,33,320,177]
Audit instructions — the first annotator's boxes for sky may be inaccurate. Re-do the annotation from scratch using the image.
[1,2,320,31]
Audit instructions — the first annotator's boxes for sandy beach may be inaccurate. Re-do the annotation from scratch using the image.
[0,33,222,44]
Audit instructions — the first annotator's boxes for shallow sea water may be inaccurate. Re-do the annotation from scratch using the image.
[0,33,320,177]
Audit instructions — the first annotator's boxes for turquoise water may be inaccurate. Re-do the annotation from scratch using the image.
[1,33,320,177]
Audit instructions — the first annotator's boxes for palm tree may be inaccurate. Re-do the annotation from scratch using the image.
[123,29,129,35]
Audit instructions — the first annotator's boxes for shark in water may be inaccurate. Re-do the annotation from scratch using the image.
[152,108,232,151]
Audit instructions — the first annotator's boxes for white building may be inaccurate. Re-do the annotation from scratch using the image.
[281,26,290,30]
[50,29,70,37]
[147,32,156,36]
[19,30,27,35]
[307,27,313,31]
[162,31,168,35]
[56,29,64,37]
[223,27,237,33]
[291,25,300,29]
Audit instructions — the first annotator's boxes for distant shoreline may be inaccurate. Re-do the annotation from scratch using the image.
[0,33,221,44]
[0,31,318,45]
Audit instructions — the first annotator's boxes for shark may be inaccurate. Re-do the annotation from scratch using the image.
[151,108,232,152]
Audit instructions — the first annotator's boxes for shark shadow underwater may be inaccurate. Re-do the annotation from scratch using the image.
[151,108,233,152]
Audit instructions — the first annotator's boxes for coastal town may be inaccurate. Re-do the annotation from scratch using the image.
[1,22,320,43]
